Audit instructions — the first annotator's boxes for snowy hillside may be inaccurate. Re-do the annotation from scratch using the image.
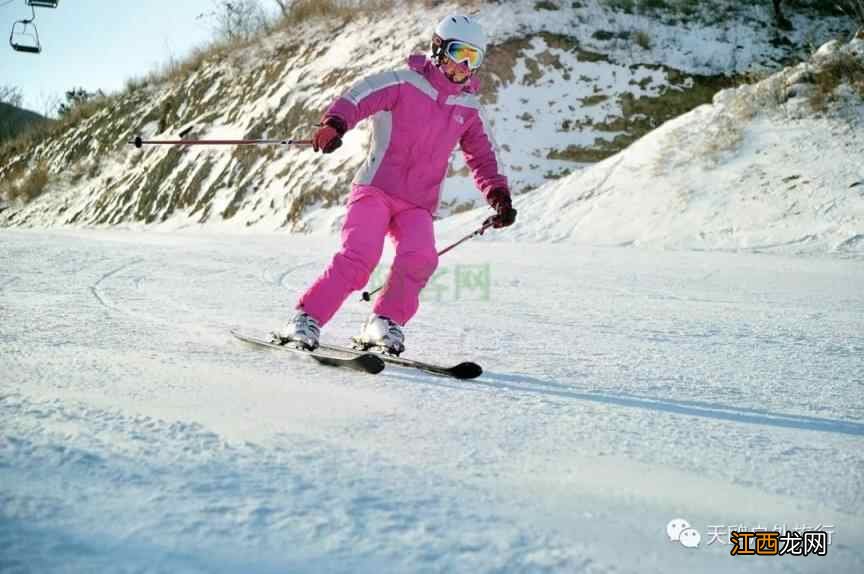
[443,36,864,257]
[0,0,853,234]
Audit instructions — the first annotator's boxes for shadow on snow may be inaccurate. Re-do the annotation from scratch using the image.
[381,367,864,437]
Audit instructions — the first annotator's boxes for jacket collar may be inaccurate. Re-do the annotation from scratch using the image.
[408,54,481,98]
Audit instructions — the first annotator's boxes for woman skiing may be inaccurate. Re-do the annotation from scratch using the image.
[275,13,517,355]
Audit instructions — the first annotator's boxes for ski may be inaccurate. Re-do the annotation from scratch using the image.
[318,342,483,380]
[230,330,385,375]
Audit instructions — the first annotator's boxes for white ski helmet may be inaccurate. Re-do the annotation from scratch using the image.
[431,13,487,69]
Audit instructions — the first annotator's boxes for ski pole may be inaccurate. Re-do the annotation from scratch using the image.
[129,135,312,148]
[361,219,495,302]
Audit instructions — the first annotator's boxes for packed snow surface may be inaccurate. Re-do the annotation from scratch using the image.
[2,228,862,573]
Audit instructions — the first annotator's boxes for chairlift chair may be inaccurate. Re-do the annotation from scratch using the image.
[9,17,41,54]
[9,1,59,55]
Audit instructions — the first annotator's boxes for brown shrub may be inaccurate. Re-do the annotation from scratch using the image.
[276,0,391,25]
[810,52,864,111]
[2,162,50,203]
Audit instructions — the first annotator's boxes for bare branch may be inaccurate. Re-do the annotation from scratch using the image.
[0,86,24,108]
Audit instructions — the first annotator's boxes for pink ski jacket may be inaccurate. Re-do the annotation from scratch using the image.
[324,55,508,214]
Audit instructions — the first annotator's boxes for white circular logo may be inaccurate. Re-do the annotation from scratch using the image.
[666,518,691,542]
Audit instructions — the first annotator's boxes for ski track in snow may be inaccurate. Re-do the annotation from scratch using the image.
[89,258,146,311]
[1,228,863,573]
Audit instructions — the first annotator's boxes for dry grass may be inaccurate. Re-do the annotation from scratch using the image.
[1,162,50,203]
[145,46,218,88]
[632,29,653,50]
[809,51,864,112]
[274,0,489,28]
[274,0,395,27]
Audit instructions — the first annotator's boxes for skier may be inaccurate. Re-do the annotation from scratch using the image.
[274,13,517,355]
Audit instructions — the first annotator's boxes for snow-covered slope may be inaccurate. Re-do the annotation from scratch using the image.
[0,0,853,234]
[444,37,864,257]
[2,228,863,572]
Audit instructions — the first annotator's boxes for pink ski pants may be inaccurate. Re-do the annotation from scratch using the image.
[297,185,438,326]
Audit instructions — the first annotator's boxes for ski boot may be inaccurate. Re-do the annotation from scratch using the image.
[272,311,320,350]
[352,314,405,356]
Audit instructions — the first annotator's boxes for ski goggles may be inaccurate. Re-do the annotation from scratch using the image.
[445,41,483,70]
